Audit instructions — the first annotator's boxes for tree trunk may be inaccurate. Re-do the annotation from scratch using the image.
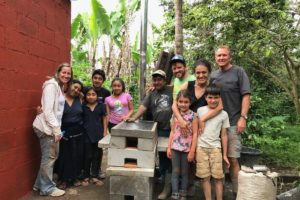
[175,0,183,54]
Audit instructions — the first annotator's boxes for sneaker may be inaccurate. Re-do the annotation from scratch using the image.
[171,193,180,200]
[32,186,39,192]
[49,188,65,197]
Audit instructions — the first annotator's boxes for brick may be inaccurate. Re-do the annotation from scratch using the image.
[0,150,16,172]
[98,134,111,148]
[107,166,154,177]
[0,130,16,153]
[12,108,37,130]
[27,2,46,25]
[0,90,17,110]
[110,135,157,151]
[0,26,4,47]
[15,126,39,147]
[0,5,17,29]
[0,110,16,131]
[15,143,40,166]
[157,136,169,152]
[138,136,157,151]
[45,12,57,31]
[15,90,42,109]
[5,0,28,14]
[38,26,54,44]
[54,32,67,49]
[5,28,28,53]
[0,169,17,200]
[111,121,157,139]
[110,176,153,198]
[17,16,38,37]
[108,146,156,169]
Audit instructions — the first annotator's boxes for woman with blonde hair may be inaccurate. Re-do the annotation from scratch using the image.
[32,63,73,197]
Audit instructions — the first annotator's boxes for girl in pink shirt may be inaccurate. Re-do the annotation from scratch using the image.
[105,78,134,131]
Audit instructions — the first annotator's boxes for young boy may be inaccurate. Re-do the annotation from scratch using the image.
[196,84,230,200]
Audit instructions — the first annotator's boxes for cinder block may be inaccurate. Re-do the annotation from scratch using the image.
[108,146,156,169]
[110,194,152,200]
[157,137,168,152]
[110,176,153,198]
[111,121,157,139]
[98,134,111,148]
[138,136,157,151]
[106,166,154,177]
[110,135,157,151]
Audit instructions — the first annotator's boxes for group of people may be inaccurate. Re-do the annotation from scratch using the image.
[32,45,250,200]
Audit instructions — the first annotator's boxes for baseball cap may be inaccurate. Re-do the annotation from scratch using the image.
[152,69,166,78]
[170,54,186,65]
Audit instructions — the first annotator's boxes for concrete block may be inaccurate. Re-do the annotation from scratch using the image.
[111,135,157,151]
[111,121,157,139]
[98,134,111,148]
[138,135,157,151]
[106,166,154,177]
[157,137,168,152]
[108,146,156,169]
[109,194,152,200]
[110,176,153,198]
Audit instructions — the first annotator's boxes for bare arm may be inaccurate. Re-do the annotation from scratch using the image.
[221,128,230,168]
[167,117,175,159]
[188,116,198,162]
[123,100,134,121]
[129,104,147,121]
[103,115,108,136]
[237,94,250,134]
[106,104,110,128]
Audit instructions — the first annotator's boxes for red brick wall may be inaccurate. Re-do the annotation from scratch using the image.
[0,0,70,199]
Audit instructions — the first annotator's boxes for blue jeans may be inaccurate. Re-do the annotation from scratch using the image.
[158,129,171,176]
[171,149,189,193]
[33,128,59,195]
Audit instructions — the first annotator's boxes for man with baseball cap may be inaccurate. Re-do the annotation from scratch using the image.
[170,55,195,98]
[128,69,173,199]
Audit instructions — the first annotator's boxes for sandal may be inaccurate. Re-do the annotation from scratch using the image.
[73,180,81,187]
[81,178,89,186]
[58,182,67,189]
[90,178,104,186]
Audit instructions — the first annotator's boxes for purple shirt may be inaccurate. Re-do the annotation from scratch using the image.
[105,93,132,124]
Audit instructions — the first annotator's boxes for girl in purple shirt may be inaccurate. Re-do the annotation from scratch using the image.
[105,78,134,131]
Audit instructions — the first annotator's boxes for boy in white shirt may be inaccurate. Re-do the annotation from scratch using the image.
[196,84,230,200]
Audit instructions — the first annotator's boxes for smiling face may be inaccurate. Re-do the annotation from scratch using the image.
[112,80,124,96]
[152,75,166,90]
[215,47,232,69]
[205,94,221,109]
[92,74,104,88]
[68,83,82,97]
[195,65,210,86]
[177,96,191,113]
[57,66,72,85]
[86,89,97,104]
[172,62,186,79]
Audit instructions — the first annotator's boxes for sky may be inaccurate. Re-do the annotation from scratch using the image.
[71,0,164,42]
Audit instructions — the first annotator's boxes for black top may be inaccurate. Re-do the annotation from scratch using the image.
[83,103,106,143]
[142,85,173,130]
[62,96,83,124]
[187,81,207,112]
[83,86,111,104]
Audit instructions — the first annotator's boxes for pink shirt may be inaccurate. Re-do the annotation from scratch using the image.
[171,110,197,152]
[105,92,132,124]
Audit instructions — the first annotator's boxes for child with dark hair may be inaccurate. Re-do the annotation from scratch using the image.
[196,83,230,200]
[105,78,134,131]
[90,69,111,104]
[81,87,107,186]
[167,90,198,200]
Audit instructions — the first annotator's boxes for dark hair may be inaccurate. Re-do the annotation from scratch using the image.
[193,58,212,73]
[84,87,97,101]
[92,69,106,81]
[111,77,126,93]
[176,89,192,102]
[71,80,83,90]
[204,83,221,96]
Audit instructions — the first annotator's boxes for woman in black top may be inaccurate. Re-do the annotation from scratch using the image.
[57,80,84,189]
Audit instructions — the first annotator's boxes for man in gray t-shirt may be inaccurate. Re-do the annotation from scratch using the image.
[210,46,251,195]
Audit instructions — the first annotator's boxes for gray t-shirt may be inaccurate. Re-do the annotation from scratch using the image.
[197,106,230,148]
[211,65,251,126]
[142,85,173,130]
